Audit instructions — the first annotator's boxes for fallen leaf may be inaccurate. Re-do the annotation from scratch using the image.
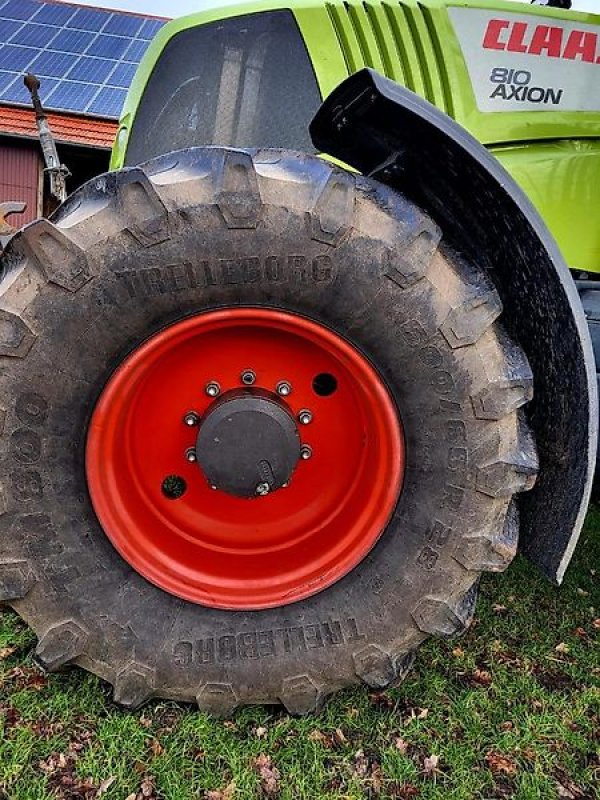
[593,618,600,629]
[255,726,268,738]
[97,776,116,796]
[492,604,508,614]
[485,751,518,776]
[353,749,369,777]
[141,778,155,798]
[148,738,164,757]
[417,708,429,719]
[333,728,347,745]
[206,781,236,800]
[389,784,420,799]
[139,716,152,728]
[254,754,280,797]
[125,795,136,800]
[394,737,409,754]
[555,642,570,654]
[471,668,492,686]
[499,721,513,731]
[0,646,17,660]
[423,754,439,776]
[308,729,330,746]
[576,588,589,597]
[452,647,464,657]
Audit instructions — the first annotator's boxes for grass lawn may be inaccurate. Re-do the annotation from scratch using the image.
[1,509,598,800]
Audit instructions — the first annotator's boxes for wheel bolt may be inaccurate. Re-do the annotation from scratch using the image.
[241,370,256,386]
[185,448,197,463]
[183,411,200,427]
[300,445,312,460]
[255,482,270,496]
[205,381,220,397]
[298,409,313,425]
[276,381,292,397]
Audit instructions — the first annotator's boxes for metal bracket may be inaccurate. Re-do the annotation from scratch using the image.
[0,202,26,253]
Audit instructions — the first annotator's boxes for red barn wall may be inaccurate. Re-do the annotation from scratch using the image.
[0,140,42,228]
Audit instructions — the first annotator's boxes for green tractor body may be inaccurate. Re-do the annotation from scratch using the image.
[112,0,600,274]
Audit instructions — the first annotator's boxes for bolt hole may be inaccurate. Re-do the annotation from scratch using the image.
[161,475,187,500]
[312,373,338,397]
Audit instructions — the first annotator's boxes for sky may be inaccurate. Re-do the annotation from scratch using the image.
[56,0,600,19]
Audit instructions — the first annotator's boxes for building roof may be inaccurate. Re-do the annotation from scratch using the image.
[0,102,117,148]
[0,0,167,120]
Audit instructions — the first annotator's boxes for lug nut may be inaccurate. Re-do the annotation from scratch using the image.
[183,411,200,427]
[300,445,312,460]
[185,447,197,463]
[255,482,270,496]
[298,409,313,425]
[205,381,220,397]
[241,370,256,386]
[210,484,218,491]
[276,381,292,397]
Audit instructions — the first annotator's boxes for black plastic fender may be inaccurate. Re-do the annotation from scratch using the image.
[310,68,597,584]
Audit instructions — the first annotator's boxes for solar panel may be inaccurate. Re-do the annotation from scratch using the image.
[103,15,143,39]
[11,23,57,48]
[139,19,164,40]
[0,44,37,70]
[68,56,114,84]
[0,69,13,92]
[2,0,40,22]
[88,86,126,118]
[0,19,20,40]
[0,0,167,119]
[65,7,111,32]
[44,79,98,112]
[123,39,149,63]
[30,50,78,78]
[50,28,95,54]
[87,34,129,60]
[107,61,137,90]
[32,4,75,26]
[2,73,59,103]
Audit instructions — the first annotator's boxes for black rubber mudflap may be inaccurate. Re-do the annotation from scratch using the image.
[311,69,597,584]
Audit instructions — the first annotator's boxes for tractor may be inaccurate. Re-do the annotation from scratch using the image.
[0,0,597,714]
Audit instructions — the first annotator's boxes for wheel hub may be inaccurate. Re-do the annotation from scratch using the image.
[196,391,301,498]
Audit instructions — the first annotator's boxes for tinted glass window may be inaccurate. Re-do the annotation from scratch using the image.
[125,11,321,165]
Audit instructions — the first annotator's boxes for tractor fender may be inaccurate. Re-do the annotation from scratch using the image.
[310,68,597,584]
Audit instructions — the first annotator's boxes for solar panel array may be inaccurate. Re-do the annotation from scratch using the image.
[0,0,166,119]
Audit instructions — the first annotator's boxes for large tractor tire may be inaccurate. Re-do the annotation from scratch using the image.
[0,148,538,713]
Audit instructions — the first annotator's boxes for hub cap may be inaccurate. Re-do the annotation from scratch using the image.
[86,309,405,609]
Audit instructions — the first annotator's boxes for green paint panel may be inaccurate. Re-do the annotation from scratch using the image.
[112,0,600,273]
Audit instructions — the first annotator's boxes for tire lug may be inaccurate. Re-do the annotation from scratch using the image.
[205,381,220,398]
[241,370,256,386]
[300,445,312,460]
[183,411,200,427]
[276,381,292,397]
[298,409,313,425]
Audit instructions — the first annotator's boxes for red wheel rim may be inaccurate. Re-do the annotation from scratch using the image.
[86,309,405,609]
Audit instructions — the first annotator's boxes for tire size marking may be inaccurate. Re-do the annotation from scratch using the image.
[416,408,468,571]
[173,618,364,665]
[10,393,48,502]
[115,254,335,299]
